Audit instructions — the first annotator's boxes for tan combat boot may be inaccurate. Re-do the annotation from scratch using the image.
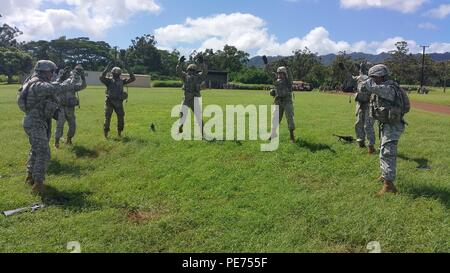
[368,145,376,155]
[378,179,398,196]
[32,181,45,196]
[289,130,296,144]
[65,137,73,146]
[25,173,34,186]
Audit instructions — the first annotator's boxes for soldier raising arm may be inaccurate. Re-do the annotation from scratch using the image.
[20,60,85,195]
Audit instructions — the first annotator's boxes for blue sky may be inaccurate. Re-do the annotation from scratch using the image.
[2,0,450,56]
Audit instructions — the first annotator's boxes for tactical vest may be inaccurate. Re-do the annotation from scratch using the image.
[57,90,79,107]
[274,79,292,98]
[18,77,59,119]
[371,81,410,124]
[183,74,201,95]
[106,79,125,100]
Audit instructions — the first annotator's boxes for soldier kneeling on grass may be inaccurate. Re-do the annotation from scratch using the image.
[361,64,410,195]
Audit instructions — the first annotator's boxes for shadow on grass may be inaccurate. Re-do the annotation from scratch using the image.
[41,186,97,212]
[398,154,430,169]
[404,185,450,208]
[116,136,151,146]
[297,139,336,154]
[47,159,95,177]
[71,145,99,158]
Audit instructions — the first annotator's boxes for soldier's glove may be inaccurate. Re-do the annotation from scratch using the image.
[58,66,72,82]
[262,55,268,65]
[179,56,186,63]
[270,89,276,97]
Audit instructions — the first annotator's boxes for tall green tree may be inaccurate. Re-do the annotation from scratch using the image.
[126,34,162,74]
[386,41,419,85]
[22,37,113,71]
[0,14,23,47]
[190,45,249,72]
[0,46,33,83]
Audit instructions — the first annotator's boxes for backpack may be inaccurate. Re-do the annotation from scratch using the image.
[372,82,410,124]
[17,78,39,113]
[393,83,411,115]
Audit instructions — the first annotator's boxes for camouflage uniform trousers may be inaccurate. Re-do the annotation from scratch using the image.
[104,98,125,133]
[23,117,51,183]
[355,103,375,146]
[55,106,76,140]
[379,122,405,183]
[179,93,203,127]
[273,96,295,131]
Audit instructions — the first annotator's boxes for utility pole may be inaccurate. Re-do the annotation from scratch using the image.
[419,45,429,94]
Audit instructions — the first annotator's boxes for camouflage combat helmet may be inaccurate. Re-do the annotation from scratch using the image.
[277,66,288,76]
[111,67,122,75]
[369,64,389,77]
[187,64,197,71]
[34,60,57,72]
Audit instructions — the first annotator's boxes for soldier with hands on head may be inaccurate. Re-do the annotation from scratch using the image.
[54,64,87,148]
[176,55,208,137]
[100,62,136,139]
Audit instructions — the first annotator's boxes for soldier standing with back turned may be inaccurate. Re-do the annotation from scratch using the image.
[54,64,87,148]
[19,60,85,195]
[354,61,376,154]
[362,64,409,195]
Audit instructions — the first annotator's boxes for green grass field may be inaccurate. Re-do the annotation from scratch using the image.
[0,85,449,253]
[408,87,450,106]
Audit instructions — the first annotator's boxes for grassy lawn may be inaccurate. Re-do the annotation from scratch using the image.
[407,87,450,106]
[0,85,448,253]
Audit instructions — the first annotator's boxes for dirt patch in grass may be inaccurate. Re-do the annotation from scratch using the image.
[126,207,168,224]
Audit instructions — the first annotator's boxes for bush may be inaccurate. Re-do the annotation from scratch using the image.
[151,73,179,81]
[0,75,20,83]
[229,67,272,84]
[224,82,272,90]
[152,80,183,88]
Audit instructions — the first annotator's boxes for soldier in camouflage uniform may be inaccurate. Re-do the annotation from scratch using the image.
[362,64,406,195]
[100,63,136,138]
[176,56,208,135]
[54,64,87,148]
[263,56,296,143]
[19,60,85,195]
[354,61,376,154]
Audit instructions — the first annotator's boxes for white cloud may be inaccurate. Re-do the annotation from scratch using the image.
[425,4,450,19]
[154,12,450,56]
[418,22,438,30]
[340,0,428,13]
[1,0,161,40]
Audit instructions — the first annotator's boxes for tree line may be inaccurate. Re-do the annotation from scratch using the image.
[1,16,448,89]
